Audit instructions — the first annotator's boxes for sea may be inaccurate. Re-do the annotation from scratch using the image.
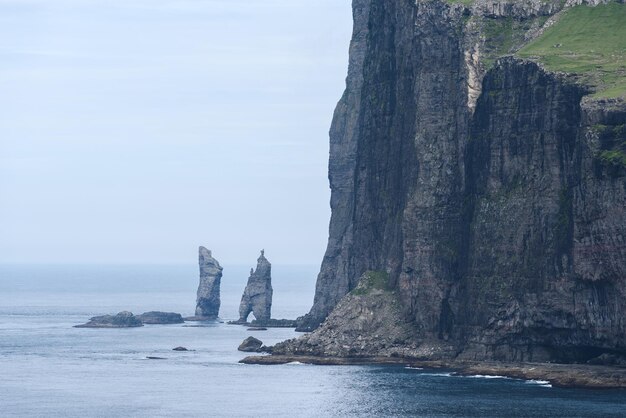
[0,264,625,417]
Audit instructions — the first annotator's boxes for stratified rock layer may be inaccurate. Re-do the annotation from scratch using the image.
[293,0,626,364]
[195,247,223,319]
[238,251,273,323]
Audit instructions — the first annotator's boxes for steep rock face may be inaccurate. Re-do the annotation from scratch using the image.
[295,0,626,363]
[195,247,223,318]
[238,251,273,322]
[460,58,626,362]
[299,0,470,332]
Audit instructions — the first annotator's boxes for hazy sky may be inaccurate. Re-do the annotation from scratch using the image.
[0,0,353,265]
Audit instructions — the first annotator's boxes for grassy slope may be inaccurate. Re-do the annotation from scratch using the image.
[517,2,626,98]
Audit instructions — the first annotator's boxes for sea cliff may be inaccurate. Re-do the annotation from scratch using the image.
[288,0,626,370]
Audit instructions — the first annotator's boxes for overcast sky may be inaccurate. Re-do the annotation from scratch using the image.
[0,0,353,265]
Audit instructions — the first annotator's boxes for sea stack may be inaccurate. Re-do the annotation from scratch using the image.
[238,250,272,323]
[195,246,223,319]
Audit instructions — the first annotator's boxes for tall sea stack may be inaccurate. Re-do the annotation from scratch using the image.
[238,250,273,323]
[195,247,223,319]
[282,0,626,364]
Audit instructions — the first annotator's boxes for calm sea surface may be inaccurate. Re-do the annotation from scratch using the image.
[0,264,624,417]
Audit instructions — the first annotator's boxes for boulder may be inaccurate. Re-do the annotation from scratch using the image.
[238,336,264,352]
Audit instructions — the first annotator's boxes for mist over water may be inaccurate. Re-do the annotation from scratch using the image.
[0,263,316,319]
[1,264,625,417]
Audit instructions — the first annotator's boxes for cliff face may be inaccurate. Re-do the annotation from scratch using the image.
[460,59,626,362]
[296,0,626,363]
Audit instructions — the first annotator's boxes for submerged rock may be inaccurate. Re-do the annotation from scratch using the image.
[237,250,272,323]
[74,311,143,328]
[238,336,264,352]
[172,346,190,351]
[136,311,184,324]
[250,318,297,328]
[194,247,223,319]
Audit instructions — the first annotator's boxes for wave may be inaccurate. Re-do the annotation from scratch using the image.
[464,374,511,380]
[525,379,552,388]
[419,372,454,377]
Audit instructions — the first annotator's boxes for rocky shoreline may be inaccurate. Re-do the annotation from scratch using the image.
[239,355,626,389]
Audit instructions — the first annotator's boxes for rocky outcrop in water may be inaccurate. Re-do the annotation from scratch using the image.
[250,318,297,328]
[238,336,264,352]
[290,0,626,365]
[237,251,273,323]
[194,247,223,319]
[75,311,143,328]
[136,311,184,324]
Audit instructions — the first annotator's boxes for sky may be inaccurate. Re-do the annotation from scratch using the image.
[0,0,353,265]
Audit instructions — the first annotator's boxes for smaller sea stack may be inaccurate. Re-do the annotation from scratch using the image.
[238,250,273,323]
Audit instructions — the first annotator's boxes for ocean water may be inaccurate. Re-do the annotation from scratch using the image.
[1,264,625,417]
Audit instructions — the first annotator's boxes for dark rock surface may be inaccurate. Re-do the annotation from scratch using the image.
[251,319,297,328]
[74,311,143,328]
[240,355,626,389]
[237,250,273,323]
[136,311,184,325]
[290,0,626,365]
[229,318,297,328]
[194,247,223,319]
[238,336,264,352]
[172,346,189,351]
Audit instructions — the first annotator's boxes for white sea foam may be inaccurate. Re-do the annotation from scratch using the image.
[525,380,552,388]
[420,372,454,377]
[404,366,424,370]
[464,374,511,380]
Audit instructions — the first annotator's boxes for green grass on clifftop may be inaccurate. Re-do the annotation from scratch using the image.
[517,3,626,98]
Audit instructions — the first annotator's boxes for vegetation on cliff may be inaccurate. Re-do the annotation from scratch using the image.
[518,2,626,98]
[350,271,391,295]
